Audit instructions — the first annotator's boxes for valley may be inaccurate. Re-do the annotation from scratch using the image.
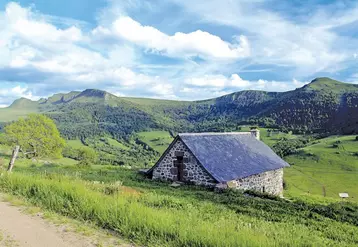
[0,77,358,246]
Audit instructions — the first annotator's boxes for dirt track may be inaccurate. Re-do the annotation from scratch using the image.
[0,197,98,247]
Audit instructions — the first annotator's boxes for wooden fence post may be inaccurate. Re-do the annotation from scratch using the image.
[7,145,20,172]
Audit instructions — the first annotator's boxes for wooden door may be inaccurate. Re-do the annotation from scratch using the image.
[177,156,184,181]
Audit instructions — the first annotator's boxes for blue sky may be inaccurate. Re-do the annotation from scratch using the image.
[0,0,358,106]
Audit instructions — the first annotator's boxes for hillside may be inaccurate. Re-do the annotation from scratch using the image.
[1,77,358,139]
[285,135,358,202]
[1,158,357,246]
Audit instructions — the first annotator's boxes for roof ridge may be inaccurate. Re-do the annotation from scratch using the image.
[179,132,251,136]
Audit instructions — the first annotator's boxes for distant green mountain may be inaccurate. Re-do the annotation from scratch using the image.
[1,77,358,138]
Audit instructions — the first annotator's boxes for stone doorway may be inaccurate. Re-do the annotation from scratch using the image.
[174,151,184,182]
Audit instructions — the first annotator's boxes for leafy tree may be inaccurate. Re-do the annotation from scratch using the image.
[77,146,98,166]
[0,133,9,145]
[5,114,65,159]
[272,137,310,157]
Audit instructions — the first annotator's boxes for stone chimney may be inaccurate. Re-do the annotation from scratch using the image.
[250,128,260,140]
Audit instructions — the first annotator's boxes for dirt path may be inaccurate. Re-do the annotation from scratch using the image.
[0,197,128,247]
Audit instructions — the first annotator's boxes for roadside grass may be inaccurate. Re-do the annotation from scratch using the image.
[0,230,18,247]
[0,169,358,246]
[285,135,358,203]
[0,194,129,247]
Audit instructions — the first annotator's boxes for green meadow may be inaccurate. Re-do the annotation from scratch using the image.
[1,127,358,246]
[137,131,174,154]
[0,165,357,247]
[285,135,358,203]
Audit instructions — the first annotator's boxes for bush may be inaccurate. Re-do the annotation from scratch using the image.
[272,137,311,157]
[0,158,4,170]
[77,147,98,166]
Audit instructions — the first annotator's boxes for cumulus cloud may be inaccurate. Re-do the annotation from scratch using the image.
[168,0,358,75]
[185,74,251,88]
[183,74,307,96]
[0,0,355,106]
[107,16,250,59]
[0,2,176,104]
[0,85,39,107]
[4,2,82,45]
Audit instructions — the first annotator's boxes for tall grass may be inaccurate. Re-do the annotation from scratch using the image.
[0,172,357,246]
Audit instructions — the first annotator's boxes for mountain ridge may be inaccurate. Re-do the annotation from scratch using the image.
[1,77,358,138]
[6,77,357,108]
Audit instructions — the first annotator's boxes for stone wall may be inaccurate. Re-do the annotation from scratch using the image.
[152,139,216,186]
[229,168,284,196]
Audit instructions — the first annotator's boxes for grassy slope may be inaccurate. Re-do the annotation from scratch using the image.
[3,127,357,203]
[67,140,86,148]
[237,126,298,146]
[137,131,174,154]
[306,77,358,92]
[0,108,39,122]
[1,164,357,246]
[106,138,130,150]
[0,144,77,167]
[285,135,358,203]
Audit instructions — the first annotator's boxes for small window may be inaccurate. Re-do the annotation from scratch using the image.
[262,186,265,193]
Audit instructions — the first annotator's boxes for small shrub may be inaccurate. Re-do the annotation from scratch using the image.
[77,147,98,166]
[332,140,342,148]
[104,181,123,195]
[0,158,4,169]
[332,141,342,149]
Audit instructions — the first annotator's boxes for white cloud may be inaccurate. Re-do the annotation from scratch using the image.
[0,1,355,106]
[185,74,251,88]
[4,2,82,45]
[169,0,357,75]
[184,74,307,95]
[0,85,40,107]
[110,16,250,59]
[0,2,176,103]
[148,83,176,98]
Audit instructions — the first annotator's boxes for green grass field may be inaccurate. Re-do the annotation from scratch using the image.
[67,140,86,148]
[137,131,174,154]
[1,129,358,246]
[285,135,358,203]
[0,165,357,247]
[105,138,130,150]
[3,128,357,203]
[0,108,38,122]
[237,126,298,146]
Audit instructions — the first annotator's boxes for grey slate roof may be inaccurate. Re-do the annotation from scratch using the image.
[178,132,289,183]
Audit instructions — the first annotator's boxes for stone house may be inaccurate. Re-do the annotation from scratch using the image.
[147,130,290,196]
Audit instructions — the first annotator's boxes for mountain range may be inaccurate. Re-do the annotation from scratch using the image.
[1,77,358,139]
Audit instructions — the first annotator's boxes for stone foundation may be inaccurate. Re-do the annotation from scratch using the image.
[229,168,283,196]
[152,139,216,186]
